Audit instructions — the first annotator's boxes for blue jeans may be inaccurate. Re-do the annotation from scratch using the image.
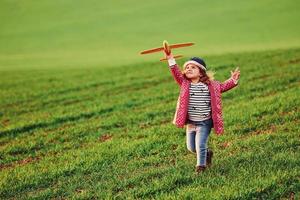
[186,118,213,166]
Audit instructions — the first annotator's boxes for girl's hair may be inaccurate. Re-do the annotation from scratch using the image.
[182,68,215,85]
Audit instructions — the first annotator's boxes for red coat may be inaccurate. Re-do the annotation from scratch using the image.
[170,64,238,135]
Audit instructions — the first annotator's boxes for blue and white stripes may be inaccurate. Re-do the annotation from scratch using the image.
[188,82,211,122]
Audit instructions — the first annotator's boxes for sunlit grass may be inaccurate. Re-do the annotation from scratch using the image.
[0,48,299,199]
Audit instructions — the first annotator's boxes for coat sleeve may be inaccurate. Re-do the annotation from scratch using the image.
[220,77,238,93]
[169,64,185,86]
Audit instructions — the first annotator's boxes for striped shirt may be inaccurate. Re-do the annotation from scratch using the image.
[188,82,212,122]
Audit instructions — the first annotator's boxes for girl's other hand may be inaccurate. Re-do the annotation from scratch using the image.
[231,67,240,81]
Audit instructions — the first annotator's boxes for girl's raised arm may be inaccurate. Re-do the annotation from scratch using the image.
[166,54,185,86]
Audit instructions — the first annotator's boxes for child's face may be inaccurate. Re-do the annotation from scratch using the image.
[184,64,201,79]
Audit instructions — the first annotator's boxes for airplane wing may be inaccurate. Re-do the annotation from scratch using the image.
[140,47,165,54]
[169,42,194,49]
[140,42,194,55]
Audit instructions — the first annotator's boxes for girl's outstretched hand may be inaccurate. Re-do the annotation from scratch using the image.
[164,52,174,60]
[163,47,173,60]
[231,67,240,81]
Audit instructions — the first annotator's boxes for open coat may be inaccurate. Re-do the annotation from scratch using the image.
[170,64,238,135]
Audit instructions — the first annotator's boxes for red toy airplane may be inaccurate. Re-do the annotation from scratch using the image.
[140,40,195,61]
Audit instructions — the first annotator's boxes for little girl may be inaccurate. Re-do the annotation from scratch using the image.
[165,52,240,174]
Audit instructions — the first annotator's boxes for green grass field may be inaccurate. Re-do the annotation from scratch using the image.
[1,48,299,199]
[1,0,300,199]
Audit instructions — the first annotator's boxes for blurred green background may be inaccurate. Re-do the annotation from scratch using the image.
[1,0,299,69]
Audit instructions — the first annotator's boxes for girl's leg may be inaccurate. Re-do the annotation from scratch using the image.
[195,119,213,166]
[186,124,196,153]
